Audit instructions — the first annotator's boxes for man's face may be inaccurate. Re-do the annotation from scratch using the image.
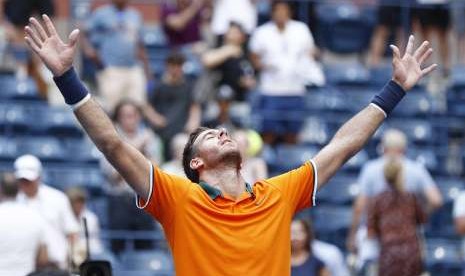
[17,178,39,198]
[71,199,85,217]
[290,221,307,252]
[193,128,242,169]
[272,3,291,26]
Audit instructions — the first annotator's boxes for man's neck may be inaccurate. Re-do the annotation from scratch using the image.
[200,168,245,200]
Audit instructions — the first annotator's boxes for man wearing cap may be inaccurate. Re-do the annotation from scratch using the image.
[14,154,79,269]
[0,173,49,276]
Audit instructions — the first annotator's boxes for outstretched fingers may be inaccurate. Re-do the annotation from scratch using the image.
[42,14,58,37]
[390,44,401,61]
[405,35,415,56]
[25,36,41,54]
[24,26,42,48]
[29,17,48,41]
[421,64,437,77]
[419,48,433,65]
[413,41,429,61]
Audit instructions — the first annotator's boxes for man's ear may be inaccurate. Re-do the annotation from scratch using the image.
[190,157,204,170]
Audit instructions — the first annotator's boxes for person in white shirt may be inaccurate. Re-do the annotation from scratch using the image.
[249,0,324,145]
[14,154,79,269]
[211,0,257,37]
[313,239,350,276]
[453,190,465,276]
[0,173,48,276]
[66,187,104,267]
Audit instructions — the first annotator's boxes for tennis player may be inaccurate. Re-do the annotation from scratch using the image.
[24,15,436,276]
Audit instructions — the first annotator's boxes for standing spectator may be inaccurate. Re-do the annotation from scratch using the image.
[291,219,329,276]
[82,0,152,112]
[162,132,189,177]
[453,189,465,276]
[367,0,406,67]
[143,52,201,158]
[14,155,79,269]
[347,129,442,274]
[202,22,256,101]
[66,187,103,267]
[233,129,267,184]
[162,0,205,47]
[415,0,451,76]
[367,157,426,276]
[0,173,48,276]
[249,1,324,145]
[102,100,162,254]
[211,0,257,42]
[0,0,55,97]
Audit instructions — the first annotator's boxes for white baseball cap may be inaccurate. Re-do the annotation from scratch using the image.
[14,154,42,181]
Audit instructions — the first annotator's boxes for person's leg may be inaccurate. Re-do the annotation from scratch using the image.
[260,96,282,145]
[368,25,390,67]
[97,67,126,113]
[126,66,148,107]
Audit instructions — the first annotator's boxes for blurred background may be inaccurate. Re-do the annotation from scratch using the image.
[0,0,464,275]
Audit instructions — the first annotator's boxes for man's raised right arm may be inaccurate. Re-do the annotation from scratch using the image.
[24,15,151,200]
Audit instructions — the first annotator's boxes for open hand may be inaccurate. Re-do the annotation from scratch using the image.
[24,15,80,77]
[390,35,437,91]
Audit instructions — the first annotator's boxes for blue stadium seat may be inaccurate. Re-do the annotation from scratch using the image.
[369,65,392,87]
[450,65,465,91]
[271,144,320,172]
[324,63,370,87]
[88,197,109,229]
[391,90,433,117]
[120,250,174,275]
[386,119,433,145]
[37,106,82,137]
[0,76,41,101]
[0,103,30,133]
[406,147,439,173]
[317,174,359,205]
[311,206,352,249]
[17,137,67,162]
[0,137,18,161]
[316,4,375,53]
[425,239,463,276]
[63,138,101,164]
[298,116,331,145]
[43,166,104,195]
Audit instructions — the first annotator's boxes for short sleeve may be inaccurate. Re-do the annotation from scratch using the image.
[249,27,264,54]
[136,163,191,225]
[416,163,436,190]
[265,161,317,213]
[453,192,465,218]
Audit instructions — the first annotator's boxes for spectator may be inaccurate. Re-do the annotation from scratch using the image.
[0,0,54,97]
[143,52,201,158]
[66,187,103,267]
[233,129,267,184]
[162,132,189,177]
[312,239,350,276]
[102,100,162,254]
[202,22,256,101]
[0,173,48,276]
[15,154,79,269]
[82,0,152,112]
[202,84,240,130]
[291,219,329,276]
[367,157,426,276]
[347,129,442,274]
[367,0,406,67]
[211,0,257,42]
[250,0,324,145]
[415,0,451,76]
[453,189,465,276]
[162,0,205,47]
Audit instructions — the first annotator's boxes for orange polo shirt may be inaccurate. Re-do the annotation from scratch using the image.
[137,161,317,276]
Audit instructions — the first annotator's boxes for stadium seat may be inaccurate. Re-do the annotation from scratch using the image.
[317,174,359,205]
[316,4,375,53]
[17,136,67,162]
[406,146,439,173]
[386,119,433,145]
[88,197,109,229]
[271,144,320,172]
[369,65,392,87]
[0,76,41,101]
[43,165,104,195]
[0,137,18,161]
[63,138,101,164]
[119,250,174,275]
[311,206,352,249]
[37,106,82,137]
[0,103,30,133]
[450,65,465,91]
[324,63,370,87]
[391,90,433,117]
[425,239,463,276]
[298,116,331,145]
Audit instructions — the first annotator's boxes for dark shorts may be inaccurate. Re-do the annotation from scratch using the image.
[416,4,450,29]
[378,6,403,27]
[4,0,55,27]
[260,95,305,135]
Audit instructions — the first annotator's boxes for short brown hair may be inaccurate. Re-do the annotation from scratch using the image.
[182,127,211,183]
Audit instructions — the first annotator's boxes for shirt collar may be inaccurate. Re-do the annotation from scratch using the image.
[198,181,254,200]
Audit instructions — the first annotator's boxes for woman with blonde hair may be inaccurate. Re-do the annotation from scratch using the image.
[367,158,427,276]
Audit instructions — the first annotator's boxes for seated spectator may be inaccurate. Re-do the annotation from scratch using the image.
[162,0,205,47]
[250,1,324,145]
[367,158,426,276]
[233,129,267,184]
[291,219,329,276]
[143,52,201,158]
[15,155,79,269]
[453,189,465,276]
[202,22,256,102]
[102,100,162,254]
[0,173,48,276]
[81,0,152,112]
[162,132,189,177]
[66,187,103,268]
